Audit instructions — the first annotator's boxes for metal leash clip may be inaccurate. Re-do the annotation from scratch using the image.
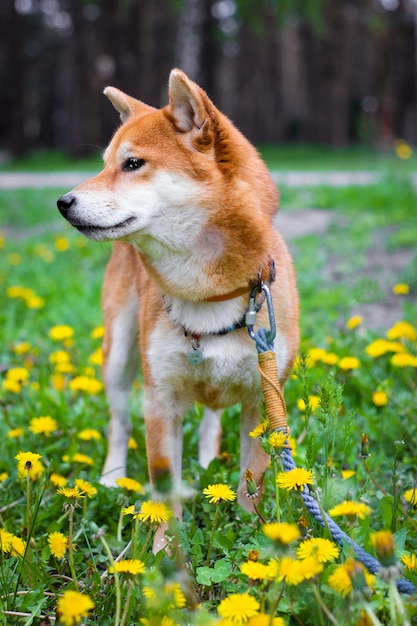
[245,282,276,344]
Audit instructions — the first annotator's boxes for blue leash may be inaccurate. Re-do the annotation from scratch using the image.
[247,291,416,596]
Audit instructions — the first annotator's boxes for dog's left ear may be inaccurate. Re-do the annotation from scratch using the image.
[104,86,155,123]
[168,69,207,132]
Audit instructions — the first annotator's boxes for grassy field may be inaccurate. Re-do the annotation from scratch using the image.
[0,153,416,625]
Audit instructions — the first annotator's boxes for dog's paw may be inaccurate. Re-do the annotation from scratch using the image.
[99,471,124,488]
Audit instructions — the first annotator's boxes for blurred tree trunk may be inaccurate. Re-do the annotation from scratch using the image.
[4,0,25,157]
[234,10,283,142]
[300,0,357,145]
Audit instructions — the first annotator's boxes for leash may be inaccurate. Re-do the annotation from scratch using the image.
[246,280,416,595]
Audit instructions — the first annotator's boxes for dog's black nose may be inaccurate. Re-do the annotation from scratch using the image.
[57,193,75,217]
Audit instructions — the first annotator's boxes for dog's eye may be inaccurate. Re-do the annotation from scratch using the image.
[122,158,145,172]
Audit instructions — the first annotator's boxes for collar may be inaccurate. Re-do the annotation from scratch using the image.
[181,256,276,337]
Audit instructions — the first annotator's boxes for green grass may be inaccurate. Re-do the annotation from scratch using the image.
[0,180,417,625]
[259,143,417,175]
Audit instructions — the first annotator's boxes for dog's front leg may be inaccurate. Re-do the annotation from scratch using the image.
[237,400,270,513]
[143,390,184,552]
[100,291,140,487]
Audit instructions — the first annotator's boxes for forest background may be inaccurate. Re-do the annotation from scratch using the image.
[1,0,417,161]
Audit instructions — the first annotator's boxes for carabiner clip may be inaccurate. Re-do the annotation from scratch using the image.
[246,282,276,344]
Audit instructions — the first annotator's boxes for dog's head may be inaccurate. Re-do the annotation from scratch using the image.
[57,69,277,259]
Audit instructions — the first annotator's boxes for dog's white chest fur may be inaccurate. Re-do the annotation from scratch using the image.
[146,313,289,416]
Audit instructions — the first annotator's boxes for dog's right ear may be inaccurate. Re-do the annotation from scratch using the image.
[104,87,155,123]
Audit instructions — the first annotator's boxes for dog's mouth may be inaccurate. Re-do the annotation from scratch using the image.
[69,216,137,238]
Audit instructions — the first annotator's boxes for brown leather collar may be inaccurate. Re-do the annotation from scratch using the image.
[202,256,276,302]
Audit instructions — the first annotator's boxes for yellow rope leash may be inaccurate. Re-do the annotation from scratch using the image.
[257,350,289,434]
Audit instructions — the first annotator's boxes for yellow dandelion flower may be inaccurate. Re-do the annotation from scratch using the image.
[15,451,44,481]
[142,586,156,601]
[109,559,145,575]
[403,488,417,506]
[122,505,138,518]
[3,378,22,393]
[328,500,372,520]
[395,140,413,159]
[306,347,327,365]
[63,453,94,466]
[115,477,144,493]
[10,535,25,557]
[0,529,13,554]
[275,557,308,586]
[69,375,103,394]
[328,558,375,597]
[297,395,320,413]
[49,325,74,341]
[54,237,70,252]
[321,352,339,365]
[338,356,360,371]
[50,473,68,487]
[241,561,269,581]
[0,472,8,483]
[370,530,396,567]
[77,428,102,441]
[401,553,417,571]
[341,470,355,480]
[218,592,260,624]
[128,437,138,449]
[6,367,29,383]
[57,485,86,500]
[276,468,314,491]
[366,339,391,358]
[26,295,45,309]
[48,532,68,558]
[249,421,269,439]
[393,283,409,295]
[372,390,388,407]
[296,537,339,563]
[8,427,25,438]
[346,316,363,330]
[7,285,26,298]
[138,500,172,524]
[0,530,25,557]
[74,478,97,498]
[203,483,237,503]
[164,582,186,608]
[386,320,417,341]
[49,350,71,364]
[91,326,105,339]
[13,341,31,355]
[51,374,66,391]
[88,348,103,365]
[262,522,300,544]
[57,590,94,625]
[54,362,75,374]
[390,352,417,368]
[29,415,58,436]
[267,431,287,449]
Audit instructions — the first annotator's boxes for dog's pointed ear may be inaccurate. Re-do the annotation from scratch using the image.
[168,69,207,132]
[104,86,154,123]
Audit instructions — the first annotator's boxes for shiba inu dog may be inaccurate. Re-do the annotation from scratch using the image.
[57,69,299,550]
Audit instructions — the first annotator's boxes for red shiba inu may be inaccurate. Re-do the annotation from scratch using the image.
[57,69,299,550]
